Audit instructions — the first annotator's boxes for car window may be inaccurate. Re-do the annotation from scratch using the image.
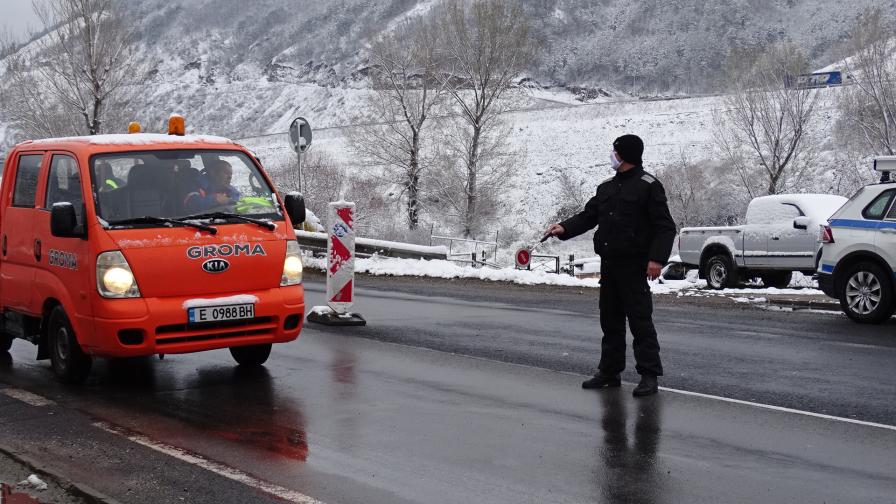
[863,190,895,220]
[90,149,281,226]
[46,155,84,222]
[886,196,896,221]
[12,154,43,208]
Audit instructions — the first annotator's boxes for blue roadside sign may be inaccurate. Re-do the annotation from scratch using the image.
[785,71,843,89]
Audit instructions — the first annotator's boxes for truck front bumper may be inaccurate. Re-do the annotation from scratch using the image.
[83,285,305,357]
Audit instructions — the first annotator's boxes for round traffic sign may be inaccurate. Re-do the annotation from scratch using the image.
[515,248,531,268]
[289,117,312,153]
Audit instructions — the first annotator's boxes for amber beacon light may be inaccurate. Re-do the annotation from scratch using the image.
[168,114,186,136]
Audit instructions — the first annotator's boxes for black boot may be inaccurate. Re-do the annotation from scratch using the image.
[582,372,621,389]
[632,374,658,397]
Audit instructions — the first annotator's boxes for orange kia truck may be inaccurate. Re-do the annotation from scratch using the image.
[0,119,307,383]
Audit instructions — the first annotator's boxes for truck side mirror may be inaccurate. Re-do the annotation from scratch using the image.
[50,202,84,238]
[284,193,306,228]
[793,216,810,230]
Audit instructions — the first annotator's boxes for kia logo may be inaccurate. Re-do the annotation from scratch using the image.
[202,259,230,274]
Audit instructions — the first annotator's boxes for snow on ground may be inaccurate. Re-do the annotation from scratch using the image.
[302,254,824,297]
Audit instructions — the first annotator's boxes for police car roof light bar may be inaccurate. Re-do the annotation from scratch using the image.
[873,156,896,183]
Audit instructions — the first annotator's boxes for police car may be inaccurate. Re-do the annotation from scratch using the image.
[816,156,896,323]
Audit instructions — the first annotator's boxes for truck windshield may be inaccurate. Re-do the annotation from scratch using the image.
[90,150,282,226]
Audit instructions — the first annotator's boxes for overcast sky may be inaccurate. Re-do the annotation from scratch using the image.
[1,0,42,40]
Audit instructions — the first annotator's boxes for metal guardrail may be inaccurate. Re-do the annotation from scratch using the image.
[295,231,448,260]
[431,232,499,262]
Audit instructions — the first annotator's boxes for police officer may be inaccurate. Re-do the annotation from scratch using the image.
[545,134,676,397]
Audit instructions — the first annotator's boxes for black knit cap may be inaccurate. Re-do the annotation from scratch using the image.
[613,134,644,166]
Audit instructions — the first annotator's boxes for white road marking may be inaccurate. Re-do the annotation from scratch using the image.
[1,388,55,407]
[372,339,896,433]
[93,421,324,504]
[658,386,896,432]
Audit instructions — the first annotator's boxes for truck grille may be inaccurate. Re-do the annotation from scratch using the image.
[155,317,277,346]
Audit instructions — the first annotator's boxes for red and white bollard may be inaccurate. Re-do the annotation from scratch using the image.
[308,202,366,326]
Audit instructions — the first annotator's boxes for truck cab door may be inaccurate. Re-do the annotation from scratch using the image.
[34,153,93,321]
[0,152,46,313]
[768,203,813,270]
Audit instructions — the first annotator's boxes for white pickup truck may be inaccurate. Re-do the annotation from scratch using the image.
[678,194,847,289]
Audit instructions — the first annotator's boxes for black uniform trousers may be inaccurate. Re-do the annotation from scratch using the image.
[597,259,663,377]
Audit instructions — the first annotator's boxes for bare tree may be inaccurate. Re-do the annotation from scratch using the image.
[714,43,819,196]
[267,148,347,219]
[837,7,896,156]
[660,151,701,229]
[659,155,747,228]
[2,0,140,138]
[426,117,518,236]
[435,0,536,237]
[349,16,446,231]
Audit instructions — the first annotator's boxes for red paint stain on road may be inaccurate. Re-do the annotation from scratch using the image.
[1,483,44,504]
[211,427,308,461]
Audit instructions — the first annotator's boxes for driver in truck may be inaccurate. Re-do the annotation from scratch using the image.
[183,159,241,212]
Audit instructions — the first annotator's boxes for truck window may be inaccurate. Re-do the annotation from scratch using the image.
[90,150,281,227]
[12,154,43,207]
[45,155,84,221]
[745,201,801,225]
[863,190,895,220]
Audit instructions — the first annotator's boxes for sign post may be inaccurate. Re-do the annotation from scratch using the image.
[307,201,366,326]
[289,117,312,193]
[515,248,532,270]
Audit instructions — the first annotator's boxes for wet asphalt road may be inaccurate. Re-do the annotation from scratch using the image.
[313,273,896,425]
[0,273,894,503]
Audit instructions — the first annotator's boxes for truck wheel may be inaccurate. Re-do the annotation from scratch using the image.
[839,262,895,324]
[48,306,92,383]
[230,343,272,366]
[760,271,792,289]
[705,255,738,290]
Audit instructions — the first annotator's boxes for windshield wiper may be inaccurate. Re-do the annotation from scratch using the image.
[181,212,277,231]
[106,216,218,235]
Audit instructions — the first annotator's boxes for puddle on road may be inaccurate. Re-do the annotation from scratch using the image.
[0,483,44,504]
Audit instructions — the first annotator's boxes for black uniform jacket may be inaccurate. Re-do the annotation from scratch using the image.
[559,166,677,264]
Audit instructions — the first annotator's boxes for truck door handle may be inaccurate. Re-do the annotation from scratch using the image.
[1,235,6,256]
[771,236,780,240]
[33,239,41,262]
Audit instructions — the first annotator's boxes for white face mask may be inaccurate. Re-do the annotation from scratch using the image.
[610,151,623,170]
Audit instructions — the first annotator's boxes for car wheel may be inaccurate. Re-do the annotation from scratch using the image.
[705,255,738,290]
[48,306,92,383]
[760,271,792,289]
[230,343,272,366]
[839,262,895,324]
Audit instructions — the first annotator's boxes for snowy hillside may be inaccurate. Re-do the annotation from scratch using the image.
[3,0,893,150]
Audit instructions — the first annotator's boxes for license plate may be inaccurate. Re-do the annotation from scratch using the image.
[188,303,255,324]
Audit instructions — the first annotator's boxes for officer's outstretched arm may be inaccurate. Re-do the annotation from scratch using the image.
[647,182,677,264]
[558,192,600,241]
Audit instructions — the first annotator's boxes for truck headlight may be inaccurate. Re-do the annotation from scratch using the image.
[97,251,141,298]
[281,241,303,286]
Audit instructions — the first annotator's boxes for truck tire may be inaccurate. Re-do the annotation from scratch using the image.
[705,254,739,290]
[760,271,792,289]
[48,306,92,383]
[230,343,272,366]
[839,262,895,324]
